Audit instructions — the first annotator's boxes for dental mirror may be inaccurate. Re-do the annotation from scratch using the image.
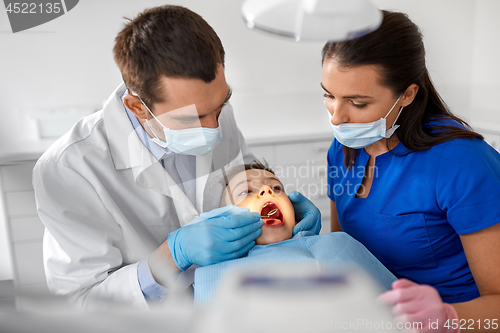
[241,0,383,42]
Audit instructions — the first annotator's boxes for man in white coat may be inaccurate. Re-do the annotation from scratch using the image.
[33,5,321,310]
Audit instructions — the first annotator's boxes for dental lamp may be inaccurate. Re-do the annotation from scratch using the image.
[241,0,383,42]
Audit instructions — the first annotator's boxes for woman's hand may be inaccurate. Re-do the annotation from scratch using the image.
[289,191,322,235]
[378,279,460,333]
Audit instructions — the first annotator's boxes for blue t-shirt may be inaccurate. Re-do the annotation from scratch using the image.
[327,122,500,303]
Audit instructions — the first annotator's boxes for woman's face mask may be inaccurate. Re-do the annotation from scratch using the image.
[328,95,404,149]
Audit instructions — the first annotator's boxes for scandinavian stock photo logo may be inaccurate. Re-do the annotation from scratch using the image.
[3,0,79,33]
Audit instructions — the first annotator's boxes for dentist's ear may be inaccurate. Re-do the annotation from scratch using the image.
[402,83,419,107]
[123,94,149,120]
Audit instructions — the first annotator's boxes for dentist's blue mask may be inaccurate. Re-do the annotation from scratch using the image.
[328,95,404,149]
[137,96,222,156]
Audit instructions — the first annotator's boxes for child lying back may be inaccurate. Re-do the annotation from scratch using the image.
[192,161,397,306]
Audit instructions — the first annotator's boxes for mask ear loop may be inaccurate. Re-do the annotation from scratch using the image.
[135,95,167,144]
[384,95,405,139]
[391,105,405,127]
[383,94,403,119]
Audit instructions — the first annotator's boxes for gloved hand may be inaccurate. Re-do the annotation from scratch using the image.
[289,191,322,235]
[168,206,263,270]
[377,279,460,333]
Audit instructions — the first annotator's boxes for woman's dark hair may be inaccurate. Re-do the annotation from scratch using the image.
[322,10,483,167]
[113,5,225,108]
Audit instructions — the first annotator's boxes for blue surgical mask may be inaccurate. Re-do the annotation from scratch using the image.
[137,96,222,156]
[329,95,404,149]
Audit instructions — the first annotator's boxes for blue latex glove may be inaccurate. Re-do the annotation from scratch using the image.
[289,191,322,235]
[168,206,263,271]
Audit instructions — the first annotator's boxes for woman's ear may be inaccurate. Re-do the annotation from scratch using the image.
[123,94,149,120]
[402,83,419,107]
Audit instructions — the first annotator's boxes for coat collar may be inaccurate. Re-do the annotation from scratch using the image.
[103,82,141,171]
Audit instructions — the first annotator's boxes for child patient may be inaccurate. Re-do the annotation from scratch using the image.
[221,160,296,245]
[193,160,396,306]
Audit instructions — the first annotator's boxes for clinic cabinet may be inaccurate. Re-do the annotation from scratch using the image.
[0,160,48,298]
[247,135,334,234]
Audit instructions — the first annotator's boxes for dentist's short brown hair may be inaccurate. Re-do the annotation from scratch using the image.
[113,5,225,108]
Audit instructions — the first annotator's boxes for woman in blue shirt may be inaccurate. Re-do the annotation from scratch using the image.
[323,10,500,332]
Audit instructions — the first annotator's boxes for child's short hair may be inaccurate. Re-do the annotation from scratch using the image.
[220,159,275,206]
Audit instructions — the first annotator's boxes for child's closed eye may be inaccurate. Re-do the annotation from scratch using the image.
[238,189,251,196]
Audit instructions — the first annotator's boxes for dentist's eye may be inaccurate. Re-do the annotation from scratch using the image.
[323,93,335,100]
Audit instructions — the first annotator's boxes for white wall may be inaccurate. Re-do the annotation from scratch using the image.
[371,0,478,122]
[470,0,500,125]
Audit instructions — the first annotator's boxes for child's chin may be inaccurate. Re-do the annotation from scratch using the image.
[255,232,291,245]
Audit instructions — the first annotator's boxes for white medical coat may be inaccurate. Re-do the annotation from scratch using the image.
[33,83,253,310]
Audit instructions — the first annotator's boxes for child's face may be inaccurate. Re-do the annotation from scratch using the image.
[224,169,296,245]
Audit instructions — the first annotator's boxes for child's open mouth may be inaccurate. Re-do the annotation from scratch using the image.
[260,202,284,228]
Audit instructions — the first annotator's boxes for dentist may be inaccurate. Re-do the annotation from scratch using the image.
[323,10,500,332]
[33,5,320,310]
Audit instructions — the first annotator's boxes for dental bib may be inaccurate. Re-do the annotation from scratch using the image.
[194,231,396,307]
